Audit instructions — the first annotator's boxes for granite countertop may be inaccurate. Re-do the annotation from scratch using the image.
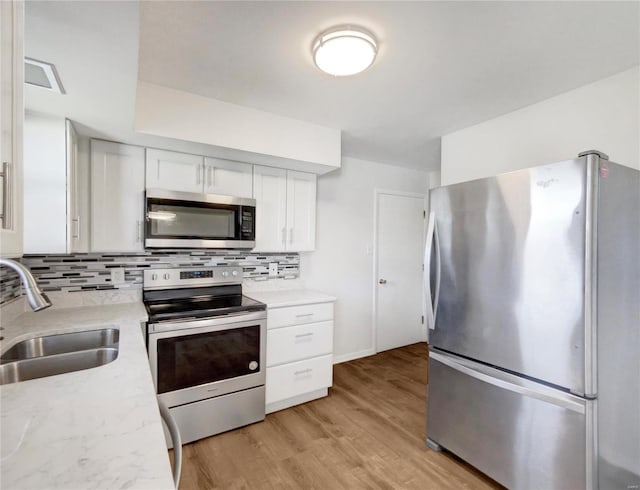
[245,289,336,308]
[0,302,174,490]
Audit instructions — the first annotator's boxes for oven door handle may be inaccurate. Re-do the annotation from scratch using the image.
[148,310,267,335]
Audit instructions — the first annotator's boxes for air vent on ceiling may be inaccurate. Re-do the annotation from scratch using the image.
[24,58,65,94]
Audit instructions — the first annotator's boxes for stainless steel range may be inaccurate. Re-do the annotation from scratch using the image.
[144,266,266,446]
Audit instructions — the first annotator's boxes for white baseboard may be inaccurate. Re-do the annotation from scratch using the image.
[333,348,376,365]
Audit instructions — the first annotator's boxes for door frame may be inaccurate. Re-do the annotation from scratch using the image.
[372,188,428,353]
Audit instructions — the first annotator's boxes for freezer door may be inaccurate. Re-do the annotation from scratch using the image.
[596,160,640,488]
[427,350,590,489]
[430,158,589,393]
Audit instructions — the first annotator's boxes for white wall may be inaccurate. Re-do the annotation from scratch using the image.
[300,157,436,362]
[135,81,341,174]
[23,112,67,253]
[441,66,640,185]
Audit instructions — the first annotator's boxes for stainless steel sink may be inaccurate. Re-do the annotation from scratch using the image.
[1,328,119,362]
[0,348,119,385]
[0,328,120,385]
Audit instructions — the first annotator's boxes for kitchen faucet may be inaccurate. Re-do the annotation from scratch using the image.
[0,259,51,311]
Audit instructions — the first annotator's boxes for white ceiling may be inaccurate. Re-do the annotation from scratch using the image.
[27,1,639,172]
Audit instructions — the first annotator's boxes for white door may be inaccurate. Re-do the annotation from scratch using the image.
[145,148,203,193]
[91,140,145,252]
[375,191,426,352]
[253,165,287,252]
[203,157,253,198]
[286,170,316,252]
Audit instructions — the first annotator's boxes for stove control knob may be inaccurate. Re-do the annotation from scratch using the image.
[232,270,239,277]
[222,271,229,278]
[151,273,158,281]
[163,273,170,280]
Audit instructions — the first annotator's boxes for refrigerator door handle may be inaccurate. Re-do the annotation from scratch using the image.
[424,212,436,330]
[430,350,586,413]
[433,214,441,324]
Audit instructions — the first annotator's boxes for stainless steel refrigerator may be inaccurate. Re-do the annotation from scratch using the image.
[425,151,639,490]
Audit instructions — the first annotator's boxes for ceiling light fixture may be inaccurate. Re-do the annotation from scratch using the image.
[312,25,378,77]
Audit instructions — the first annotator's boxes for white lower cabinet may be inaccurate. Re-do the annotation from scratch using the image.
[264,299,335,414]
[267,321,333,366]
[266,355,333,406]
[267,302,333,329]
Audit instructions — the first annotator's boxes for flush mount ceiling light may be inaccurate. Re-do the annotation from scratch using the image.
[312,25,378,77]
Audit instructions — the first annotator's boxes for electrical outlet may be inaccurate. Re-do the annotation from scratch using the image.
[268,262,278,278]
[110,268,125,285]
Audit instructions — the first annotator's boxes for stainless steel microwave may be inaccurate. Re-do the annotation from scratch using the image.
[145,189,256,249]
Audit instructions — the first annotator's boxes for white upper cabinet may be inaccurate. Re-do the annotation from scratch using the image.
[91,140,145,252]
[145,149,254,198]
[286,171,316,252]
[23,114,67,254]
[145,148,203,193]
[253,166,288,252]
[253,166,316,252]
[0,0,24,258]
[66,120,83,253]
[203,157,252,198]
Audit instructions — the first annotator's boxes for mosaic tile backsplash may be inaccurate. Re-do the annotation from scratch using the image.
[1,251,299,306]
[0,266,22,305]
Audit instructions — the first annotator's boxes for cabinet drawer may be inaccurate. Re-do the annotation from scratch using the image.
[267,302,333,329]
[267,321,333,367]
[266,355,333,404]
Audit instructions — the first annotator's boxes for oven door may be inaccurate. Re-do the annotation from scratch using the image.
[148,311,266,407]
[145,189,256,249]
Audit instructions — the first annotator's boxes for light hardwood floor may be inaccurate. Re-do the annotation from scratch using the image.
[177,343,501,489]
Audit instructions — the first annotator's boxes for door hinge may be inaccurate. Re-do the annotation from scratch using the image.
[423,210,426,218]
[421,315,424,324]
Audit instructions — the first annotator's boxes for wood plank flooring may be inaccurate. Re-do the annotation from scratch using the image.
[176,343,501,489]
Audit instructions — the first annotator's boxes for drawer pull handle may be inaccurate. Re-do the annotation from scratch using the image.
[295,313,314,318]
[294,368,313,376]
[294,333,314,339]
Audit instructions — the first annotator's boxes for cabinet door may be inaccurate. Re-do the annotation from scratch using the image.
[91,141,145,252]
[145,148,203,193]
[203,157,252,198]
[253,166,287,252]
[66,120,82,252]
[23,114,67,254]
[0,0,23,258]
[286,170,316,251]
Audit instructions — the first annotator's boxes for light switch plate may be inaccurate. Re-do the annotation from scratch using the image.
[110,268,125,284]
[268,262,278,278]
